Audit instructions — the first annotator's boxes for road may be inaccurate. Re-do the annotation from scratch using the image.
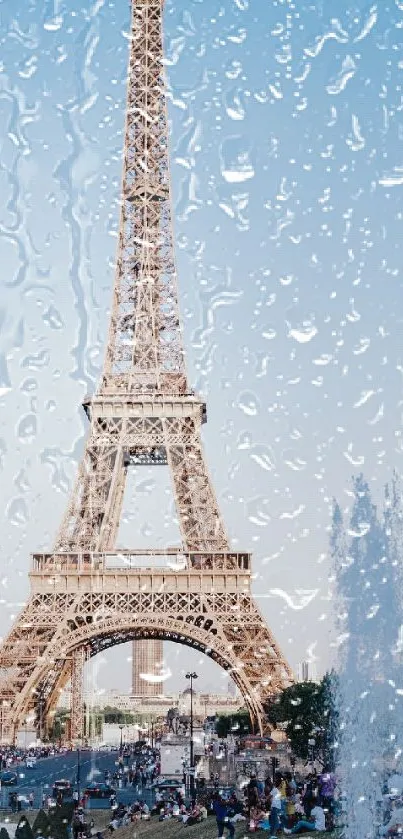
[0,750,155,811]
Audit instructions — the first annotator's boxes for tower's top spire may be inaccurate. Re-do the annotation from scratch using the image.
[101,0,187,397]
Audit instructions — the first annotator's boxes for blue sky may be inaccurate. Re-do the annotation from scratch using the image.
[0,0,402,697]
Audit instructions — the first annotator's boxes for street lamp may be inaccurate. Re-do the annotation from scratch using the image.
[118,724,124,755]
[76,747,81,806]
[308,737,316,766]
[185,671,198,795]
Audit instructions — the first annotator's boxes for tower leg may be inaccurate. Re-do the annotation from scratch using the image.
[71,648,85,745]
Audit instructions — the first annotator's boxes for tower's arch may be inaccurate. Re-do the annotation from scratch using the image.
[10,615,268,738]
[0,550,293,744]
[12,615,265,732]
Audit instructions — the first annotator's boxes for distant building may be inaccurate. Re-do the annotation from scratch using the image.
[297,660,318,683]
[58,688,242,720]
[227,679,237,697]
[132,639,163,698]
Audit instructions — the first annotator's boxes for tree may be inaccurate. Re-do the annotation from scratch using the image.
[216,710,251,738]
[48,802,73,839]
[103,706,135,725]
[48,710,70,744]
[32,810,51,838]
[15,819,34,839]
[265,674,339,766]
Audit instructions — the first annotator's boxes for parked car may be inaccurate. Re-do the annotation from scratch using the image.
[0,771,18,785]
[52,779,72,798]
[84,782,116,799]
[153,778,185,797]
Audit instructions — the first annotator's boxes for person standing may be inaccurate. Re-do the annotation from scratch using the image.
[269,775,283,838]
[212,794,235,839]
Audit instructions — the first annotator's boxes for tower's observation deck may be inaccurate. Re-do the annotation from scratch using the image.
[30,551,251,600]
[31,550,250,577]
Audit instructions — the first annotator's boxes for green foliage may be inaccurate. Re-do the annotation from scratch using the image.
[32,811,51,838]
[216,710,251,738]
[48,710,70,743]
[48,802,74,839]
[102,706,135,724]
[15,818,34,839]
[265,673,339,768]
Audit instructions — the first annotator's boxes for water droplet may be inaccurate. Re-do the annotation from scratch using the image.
[20,379,38,393]
[288,323,318,343]
[247,497,271,527]
[237,432,252,450]
[44,16,63,31]
[238,391,259,416]
[6,497,28,527]
[326,56,356,95]
[17,414,37,443]
[249,445,276,472]
[22,351,50,371]
[136,480,156,495]
[43,305,64,330]
[266,588,319,610]
[262,327,277,341]
[220,137,254,183]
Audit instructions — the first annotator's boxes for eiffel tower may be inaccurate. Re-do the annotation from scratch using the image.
[0,0,293,744]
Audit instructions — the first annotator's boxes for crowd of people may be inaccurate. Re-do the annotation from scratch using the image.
[103,753,159,792]
[89,766,335,839]
[0,745,64,769]
[1,739,340,835]
[243,767,336,834]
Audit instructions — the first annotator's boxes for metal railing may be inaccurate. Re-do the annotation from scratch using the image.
[31,551,251,574]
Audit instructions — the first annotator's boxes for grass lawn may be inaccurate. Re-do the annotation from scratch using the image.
[0,811,343,839]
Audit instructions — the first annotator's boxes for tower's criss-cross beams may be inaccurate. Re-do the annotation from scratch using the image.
[0,0,293,744]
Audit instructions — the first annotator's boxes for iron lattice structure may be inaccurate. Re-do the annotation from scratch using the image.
[0,0,293,744]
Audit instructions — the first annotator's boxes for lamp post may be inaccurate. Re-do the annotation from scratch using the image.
[308,737,316,767]
[185,671,198,795]
[76,747,81,806]
[119,724,124,755]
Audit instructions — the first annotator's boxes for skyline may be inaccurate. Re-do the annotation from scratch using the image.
[0,0,402,697]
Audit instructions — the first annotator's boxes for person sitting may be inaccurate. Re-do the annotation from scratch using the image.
[181,806,191,824]
[380,802,403,836]
[186,803,202,826]
[158,804,172,821]
[293,793,305,817]
[249,804,267,832]
[140,800,150,819]
[284,797,326,834]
